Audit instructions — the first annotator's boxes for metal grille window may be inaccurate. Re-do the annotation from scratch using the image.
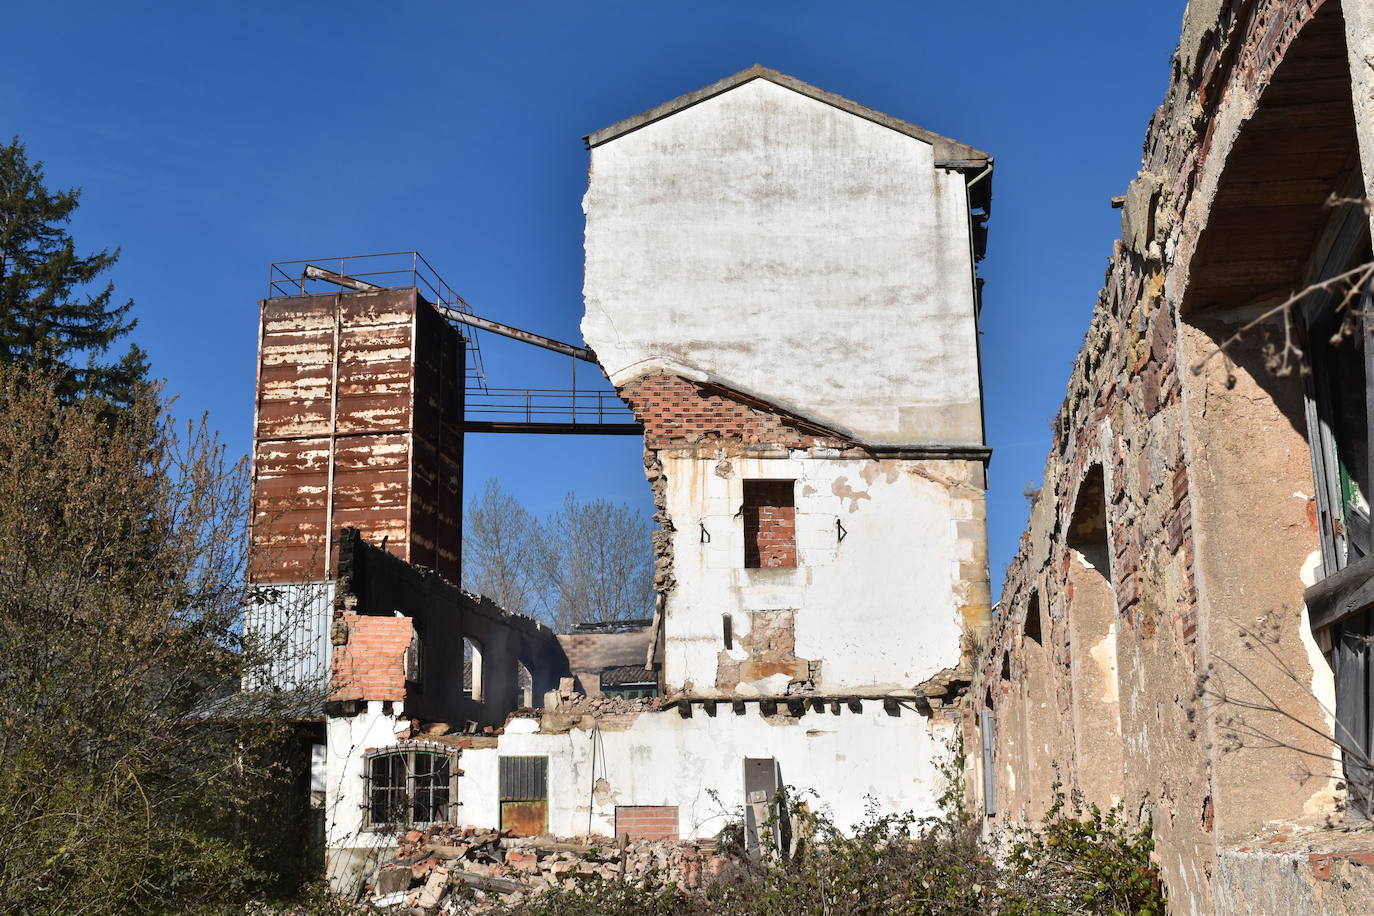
[603,684,659,700]
[365,747,458,827]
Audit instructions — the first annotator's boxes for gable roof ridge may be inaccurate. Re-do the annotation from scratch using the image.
[583,64,989,165]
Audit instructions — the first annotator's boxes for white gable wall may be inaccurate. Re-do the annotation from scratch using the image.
[582,77,983,447]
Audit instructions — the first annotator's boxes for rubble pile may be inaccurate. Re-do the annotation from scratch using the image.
[537,677,662,725]
[548,691,660,718]
[360,825,735,913]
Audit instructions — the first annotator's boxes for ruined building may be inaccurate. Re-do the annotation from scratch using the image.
[246,67,994,889]
[969,0,1374,912]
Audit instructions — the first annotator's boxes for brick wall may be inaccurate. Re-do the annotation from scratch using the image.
[968,2,1363,911]
[618,374,849,450]
[331,612,413,702]
[614,805,679,841]
[743,480,796,569]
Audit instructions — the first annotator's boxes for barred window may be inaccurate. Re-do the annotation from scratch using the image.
[365,747,458,827]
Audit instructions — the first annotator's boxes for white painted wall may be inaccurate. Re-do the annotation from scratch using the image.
[324,702,408,890]
[660,453,981,693]
[582,77,983,447]
[458,708,958,839]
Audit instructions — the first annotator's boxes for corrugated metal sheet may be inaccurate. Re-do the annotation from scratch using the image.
[242,582,334,693]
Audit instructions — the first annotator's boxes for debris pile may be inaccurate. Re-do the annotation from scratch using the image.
[537,677,662,727]
[361,825,736,913]
[547,690,660,718]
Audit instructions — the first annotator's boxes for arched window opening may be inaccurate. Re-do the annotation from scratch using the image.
[366,746,458,827]
[517,660,534,708]
[1024,593,1043,646]
[1065,465,1124,805]
[463,637,484,702]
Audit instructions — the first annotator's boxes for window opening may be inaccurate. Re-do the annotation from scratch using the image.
[1064,464,1124,805]
[517,661,533,708]
[366,747,457,827]
[602,683,660,700]
[1024,593,1043,645]
[1300,194,1374,815]
[406,623,424,691]
[742,479,796,569]
[463,636,484,701]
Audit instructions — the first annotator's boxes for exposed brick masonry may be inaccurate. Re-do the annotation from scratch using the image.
[619,374,850,451]
[742,480,796,569]
[332,613,414,702]
[614,805,680,841]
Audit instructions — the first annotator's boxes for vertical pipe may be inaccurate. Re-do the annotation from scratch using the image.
[323,295,341,580]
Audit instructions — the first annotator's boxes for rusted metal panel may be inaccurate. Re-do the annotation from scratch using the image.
[498,755,548,837]
[250,436,330,581]
[249,286,464,585]
[500,801,548,838]
[338,290,416,326]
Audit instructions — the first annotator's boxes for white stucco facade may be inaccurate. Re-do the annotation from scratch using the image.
[324,701,410,888]
[456,708,958,839]
[659,452,985,694]
[582,74,986,447]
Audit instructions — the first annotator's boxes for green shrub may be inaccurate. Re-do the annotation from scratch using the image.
[491,743,1163,916]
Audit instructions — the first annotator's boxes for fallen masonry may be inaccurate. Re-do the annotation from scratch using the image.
[358,825,740,913]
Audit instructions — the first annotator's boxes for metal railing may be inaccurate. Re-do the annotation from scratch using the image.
[465,387,636,426]
[267,251,489,391]
[264,252,642,431]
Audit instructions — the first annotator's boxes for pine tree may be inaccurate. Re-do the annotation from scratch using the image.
[0,136,148,408]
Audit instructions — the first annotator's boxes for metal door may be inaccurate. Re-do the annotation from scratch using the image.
[499,755,548,836]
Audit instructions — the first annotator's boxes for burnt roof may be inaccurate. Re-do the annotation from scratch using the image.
[583,64,990,167]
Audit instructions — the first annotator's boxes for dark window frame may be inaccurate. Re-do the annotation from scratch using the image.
[1299,182,1374,815]
[602,683,660,700]
[364,745,460,829]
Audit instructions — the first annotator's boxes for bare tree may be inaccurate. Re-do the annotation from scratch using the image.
[538,493,655,632]
[463,481,654,632]
[462,479,545,618]
[0,366,316,913]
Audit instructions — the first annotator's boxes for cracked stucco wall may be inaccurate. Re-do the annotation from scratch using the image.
[659,451,986,696]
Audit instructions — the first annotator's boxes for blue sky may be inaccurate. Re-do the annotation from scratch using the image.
[2,1,1187,593]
